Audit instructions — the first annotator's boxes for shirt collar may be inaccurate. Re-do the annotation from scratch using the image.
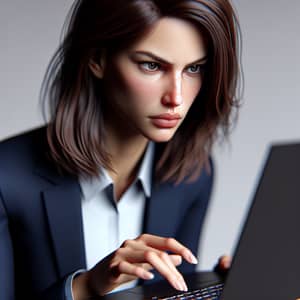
[80,142,154,201]
[136,141,154,198]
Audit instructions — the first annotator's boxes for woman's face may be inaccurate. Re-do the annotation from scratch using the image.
[97,17,207,143]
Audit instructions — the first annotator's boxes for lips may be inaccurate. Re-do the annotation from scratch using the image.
[150,113,181,129]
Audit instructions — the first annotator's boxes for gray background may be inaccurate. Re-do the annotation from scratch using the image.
[1,1,299,270]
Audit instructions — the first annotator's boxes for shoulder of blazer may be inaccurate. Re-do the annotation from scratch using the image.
[0,126,76,186]
[0,126,46,177]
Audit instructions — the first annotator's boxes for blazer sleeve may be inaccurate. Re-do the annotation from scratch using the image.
[38,279,68,300]
[176,158,214,274]
[0,188,15,300]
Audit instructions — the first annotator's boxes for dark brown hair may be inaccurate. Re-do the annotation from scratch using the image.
[41,0,242,183]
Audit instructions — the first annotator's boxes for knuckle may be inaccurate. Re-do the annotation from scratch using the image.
[159,251,169,260]
[165,237,176,248]
[121,239,133,248]
[132,265,141,276]
[141,262,152,270]
[114,247,125,257]
[144,250,156,261]
[109,251,119,262]
[117,260,127,271]
[139,233,149,242]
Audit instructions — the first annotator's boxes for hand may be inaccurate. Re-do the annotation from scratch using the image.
[72,234,198,299]
[214,255,232,274]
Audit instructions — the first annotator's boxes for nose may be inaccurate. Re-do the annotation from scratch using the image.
[161,71,183,107]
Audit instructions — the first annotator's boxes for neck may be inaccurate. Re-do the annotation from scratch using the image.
[104,124,149,192]
[109,137,148,180]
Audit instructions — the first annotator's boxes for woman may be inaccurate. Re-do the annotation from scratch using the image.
[0,0,241,299]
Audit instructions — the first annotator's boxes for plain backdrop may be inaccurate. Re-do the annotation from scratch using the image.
[1,1,299,270]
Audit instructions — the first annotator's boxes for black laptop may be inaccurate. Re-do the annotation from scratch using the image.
[97,141,300,300]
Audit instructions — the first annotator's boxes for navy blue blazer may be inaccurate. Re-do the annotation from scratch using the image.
[0,127,214,300]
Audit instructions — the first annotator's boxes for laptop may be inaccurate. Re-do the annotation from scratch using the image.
[96,141,300,300]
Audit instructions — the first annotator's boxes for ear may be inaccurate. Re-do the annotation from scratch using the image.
[89,53,106,79]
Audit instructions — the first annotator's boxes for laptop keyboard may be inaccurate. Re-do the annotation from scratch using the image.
[151,283,224,299]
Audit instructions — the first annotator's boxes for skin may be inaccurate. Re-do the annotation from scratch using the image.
[73,17,229,299]
[218,255,232,270]
[101,17,207,145]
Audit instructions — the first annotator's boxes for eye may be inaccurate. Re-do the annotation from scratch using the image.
[139,62,160,72]
[186,64,205,75]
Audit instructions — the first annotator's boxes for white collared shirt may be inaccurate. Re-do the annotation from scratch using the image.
[79,142,154,292]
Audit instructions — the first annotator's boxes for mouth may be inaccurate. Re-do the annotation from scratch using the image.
[149,113,182,129]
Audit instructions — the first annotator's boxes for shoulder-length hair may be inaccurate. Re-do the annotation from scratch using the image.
[41,0,242,183]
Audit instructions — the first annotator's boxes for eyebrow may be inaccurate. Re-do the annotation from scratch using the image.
[131,51,208,66]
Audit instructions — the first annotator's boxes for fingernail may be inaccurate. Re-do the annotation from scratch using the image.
[176,277,188,292]
[189,252,198,264]
[174,280,185,291]
[144,272,154,280]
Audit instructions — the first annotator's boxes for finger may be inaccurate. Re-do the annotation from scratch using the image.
[137,262,153,271]
[116,247,182,268]
[114,248,159,265]
[125,254,182,274]
[137,234,198,265]
[169,254,183,267]
[145,250,187,292]
[112,260,154,281]
[161,252,188,291]
[120,238,174,259]
[218,255,232,269]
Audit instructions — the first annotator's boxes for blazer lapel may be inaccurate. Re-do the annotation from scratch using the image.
[42,178,86,278]
[143,182,183,237]
[143,144,184,236]
[31,127,86,278]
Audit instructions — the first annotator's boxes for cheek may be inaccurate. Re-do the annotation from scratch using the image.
[122,74,161,104]
[184,80,202,107]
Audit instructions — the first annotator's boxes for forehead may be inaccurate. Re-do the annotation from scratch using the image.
[129,17,207,63]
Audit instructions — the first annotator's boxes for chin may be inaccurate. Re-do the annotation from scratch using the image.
[145,129,177,143]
